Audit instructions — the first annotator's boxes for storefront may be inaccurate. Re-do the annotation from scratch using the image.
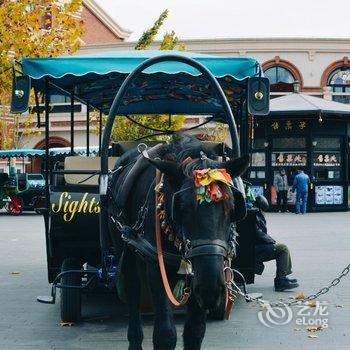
[248,91,350,212]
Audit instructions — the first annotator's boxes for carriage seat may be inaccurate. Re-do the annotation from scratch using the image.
[64,156,118,186]
[17,173,27,191]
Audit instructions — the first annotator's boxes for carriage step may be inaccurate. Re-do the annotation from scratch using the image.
[37,295,55,304]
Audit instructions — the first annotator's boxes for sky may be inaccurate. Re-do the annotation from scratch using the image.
[95,0,350,42]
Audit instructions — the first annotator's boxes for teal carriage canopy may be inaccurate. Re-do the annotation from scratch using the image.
[18,50,261,115]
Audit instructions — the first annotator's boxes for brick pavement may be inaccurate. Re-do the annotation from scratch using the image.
[0,211,349,349]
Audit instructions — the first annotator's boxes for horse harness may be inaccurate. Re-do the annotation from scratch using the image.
[109,147,241,318]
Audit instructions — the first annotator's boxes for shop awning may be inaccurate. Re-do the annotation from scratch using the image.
[0,149,45,158]
[269,92,350,116]
[18,50,261,115]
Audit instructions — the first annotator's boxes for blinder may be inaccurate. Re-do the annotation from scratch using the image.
[230,177,247,222]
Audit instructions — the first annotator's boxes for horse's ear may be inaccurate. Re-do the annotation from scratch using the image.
[221,154,250,178]
[147,158,183,183]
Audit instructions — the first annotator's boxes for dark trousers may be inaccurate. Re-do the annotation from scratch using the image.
[255,243,292,278]
[276,190,288,212]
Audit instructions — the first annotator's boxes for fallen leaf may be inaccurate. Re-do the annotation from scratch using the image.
[305,301,317,308]
[60,322,75,327]
[259,303,270,310]
[10,271,20,275]
[294,328,302,331]
[293,292,305,300]
[335,304,343,308]
[308,334,318,339]
[307,326,323,332]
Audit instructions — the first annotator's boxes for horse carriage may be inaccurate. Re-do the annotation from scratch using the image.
[0,149,45,214]
[11,50,270,348]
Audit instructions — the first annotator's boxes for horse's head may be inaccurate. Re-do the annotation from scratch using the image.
[148,138,249,310]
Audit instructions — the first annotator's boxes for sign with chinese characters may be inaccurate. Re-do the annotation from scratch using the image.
[270,120,308,131]
[315,185,343,205]
[313,153,341,167]
[271,152,307,167]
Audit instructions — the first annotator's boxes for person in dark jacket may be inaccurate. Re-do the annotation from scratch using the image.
[254,195,299,291]
[273,168,289,212]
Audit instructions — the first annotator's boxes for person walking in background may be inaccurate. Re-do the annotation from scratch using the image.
[273,168,288,212]
[292,169,310,214]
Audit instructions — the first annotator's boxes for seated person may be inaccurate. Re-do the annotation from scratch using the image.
[253,195,299,292]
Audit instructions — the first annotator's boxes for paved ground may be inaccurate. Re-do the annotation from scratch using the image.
[0,210,349,350]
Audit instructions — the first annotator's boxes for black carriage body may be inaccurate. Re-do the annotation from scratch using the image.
[47,187,101,282]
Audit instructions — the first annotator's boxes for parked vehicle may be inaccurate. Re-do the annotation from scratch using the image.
[0,149,45,214]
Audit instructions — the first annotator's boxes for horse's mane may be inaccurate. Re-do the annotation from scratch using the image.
[161,133,220,169]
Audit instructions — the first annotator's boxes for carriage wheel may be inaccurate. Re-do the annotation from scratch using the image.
[60,258,82,323]
[5,196,23,215]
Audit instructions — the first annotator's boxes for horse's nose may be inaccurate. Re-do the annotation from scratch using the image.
[194,283,225,310]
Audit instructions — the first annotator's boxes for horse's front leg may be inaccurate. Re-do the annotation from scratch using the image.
[183,296,207,350]
[124,251,143,350]
[147,263,177,350]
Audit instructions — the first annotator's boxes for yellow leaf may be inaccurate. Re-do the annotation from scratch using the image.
[307,326,323,332]
[292,292,305,300]
[305,301,317,308]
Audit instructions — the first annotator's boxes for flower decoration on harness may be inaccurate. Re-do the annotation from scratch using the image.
[193,168,233,203]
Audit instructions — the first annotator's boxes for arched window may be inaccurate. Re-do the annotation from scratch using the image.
[327,67,350,104]
[264,66,295,85]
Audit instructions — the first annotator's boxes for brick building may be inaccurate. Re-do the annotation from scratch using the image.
[1,0,131,173]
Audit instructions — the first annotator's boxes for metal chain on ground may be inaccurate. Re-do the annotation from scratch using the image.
[227,263,350,308]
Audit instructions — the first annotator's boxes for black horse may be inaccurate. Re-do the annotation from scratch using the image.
[108,133,249,350]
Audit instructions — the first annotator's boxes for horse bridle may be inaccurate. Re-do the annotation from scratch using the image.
[154,169,237,313]
[165,174,237,262]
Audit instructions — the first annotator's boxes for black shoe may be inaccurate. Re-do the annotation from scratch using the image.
[285,276,298,283]
[274,277,299,292]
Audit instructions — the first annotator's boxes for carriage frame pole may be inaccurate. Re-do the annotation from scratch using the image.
[70,90,74,155]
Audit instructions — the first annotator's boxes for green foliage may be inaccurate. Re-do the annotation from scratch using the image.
[134,9,185,51]
[135,9,169,50]
[0,0,84,149]
[94,114,186,142]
